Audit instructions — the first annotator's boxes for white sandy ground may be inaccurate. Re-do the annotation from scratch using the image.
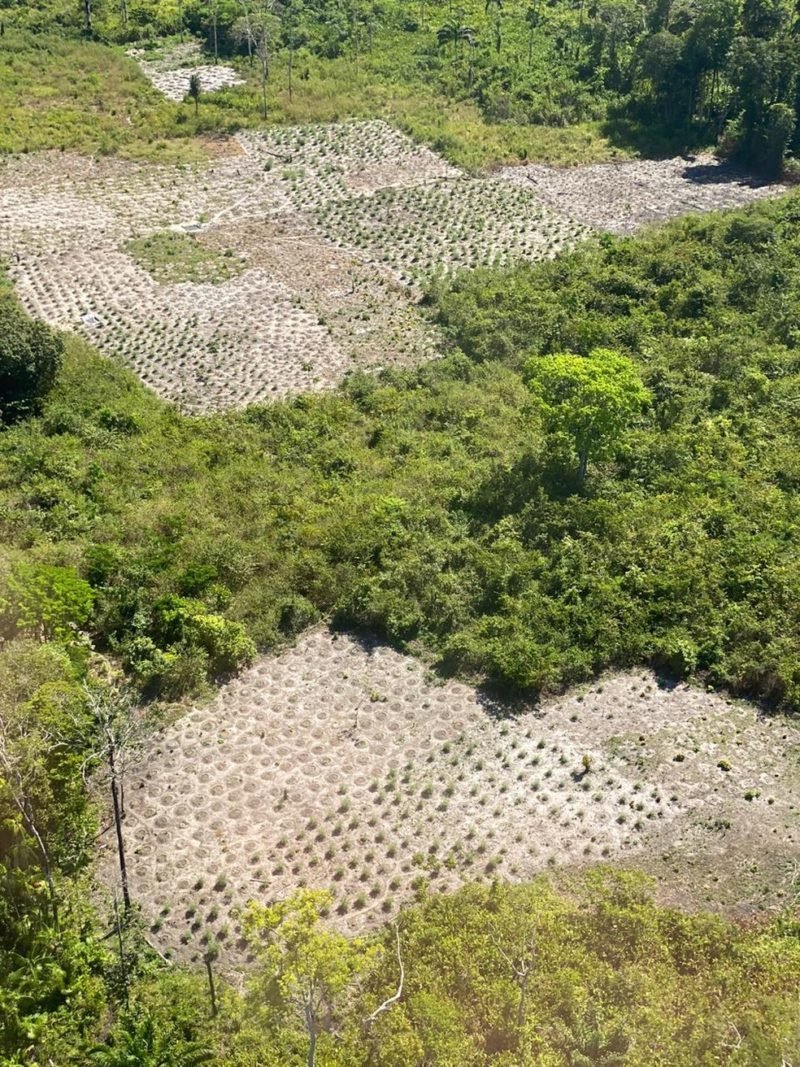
[95,627,800,969]
[2,113,788,411]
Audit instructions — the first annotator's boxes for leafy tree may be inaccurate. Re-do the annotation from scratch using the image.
[5,564,94,645]
[0,298,63,423]
[242,889,374,1067]
[526,348,650,483]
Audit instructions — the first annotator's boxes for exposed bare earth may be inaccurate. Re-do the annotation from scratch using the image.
[98,628,800,969]
[497,154,788,234]
[128,42,245,101]
[1,121,787,410]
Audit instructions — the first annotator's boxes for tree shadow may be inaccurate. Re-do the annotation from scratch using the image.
[599,114,711,160]
[680,161,776,189]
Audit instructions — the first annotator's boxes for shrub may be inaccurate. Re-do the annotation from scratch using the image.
[0,297,63,423]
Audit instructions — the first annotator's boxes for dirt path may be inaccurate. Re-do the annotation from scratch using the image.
[96,627,800,969]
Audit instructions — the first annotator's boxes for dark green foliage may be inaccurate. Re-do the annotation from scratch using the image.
[0,294,64,424]
[5,0,800,171]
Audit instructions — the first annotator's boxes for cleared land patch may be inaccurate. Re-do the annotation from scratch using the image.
[129,42,245,102]
[497,154,789,234]
[0,122,453,409]
[1,123,787,410]
[98,628,800,969]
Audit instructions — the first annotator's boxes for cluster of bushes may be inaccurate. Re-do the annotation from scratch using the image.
[2,193,800,708]
[8,867,800,1065]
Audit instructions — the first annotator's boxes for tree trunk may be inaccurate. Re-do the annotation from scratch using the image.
[288,43,293,101]
[577,447,588,484]
[23,799,59,932]
[517,971,528,1028]
[305,1000,317,1067]
[110,753,131,912]
[114,893,129,1008]
[205,958,218,1017]
[83,0,92,34]
[213,6,219,64]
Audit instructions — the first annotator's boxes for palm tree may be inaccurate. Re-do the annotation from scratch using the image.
[485,0,503,53]
[436,16,477,71]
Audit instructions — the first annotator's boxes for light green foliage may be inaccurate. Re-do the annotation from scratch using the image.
[5,0,800,170]
[2,195,800,705]
[186,612,256,675]
[0,641,106,1065]
[5,564,94,645]
[51,875,800,1065]
[526,348,650,481]
[90,1010,214,1066]
[242,889,374,1063]
[125,231,245,285]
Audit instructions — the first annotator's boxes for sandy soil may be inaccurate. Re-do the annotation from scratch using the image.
[128,41,244,101]
[96,628,800,969]
[0,123,455,410]
[1,124,788,410]
[496,154,789,234]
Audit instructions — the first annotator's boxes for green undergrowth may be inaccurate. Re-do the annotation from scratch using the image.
[125,230,245,284]
[0,27,622,168]
[1,193,799,708]
[115,875,800,1066]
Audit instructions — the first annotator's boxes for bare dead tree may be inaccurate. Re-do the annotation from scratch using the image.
[363,922,404,1025]
[237,0,279,118]
[82,684,141,913]
[488,920,537,1029]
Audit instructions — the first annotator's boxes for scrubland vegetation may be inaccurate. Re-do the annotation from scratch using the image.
[4,0,800,171]
[2,0,800,1061]
[3,195,799,707]
[3,189,800,1060]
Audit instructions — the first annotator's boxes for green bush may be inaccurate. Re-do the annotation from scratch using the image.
[0,297,63,423]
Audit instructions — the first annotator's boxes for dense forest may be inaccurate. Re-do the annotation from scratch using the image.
[2,0,800,1062]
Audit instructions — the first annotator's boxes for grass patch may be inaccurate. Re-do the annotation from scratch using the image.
[126,230,245,284]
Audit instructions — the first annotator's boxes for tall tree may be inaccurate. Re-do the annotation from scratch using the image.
[526,348,650,483]
[243,889,373,1067]
[236,0,279,118]
[485,0,503,52]
[189,72,202,115]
